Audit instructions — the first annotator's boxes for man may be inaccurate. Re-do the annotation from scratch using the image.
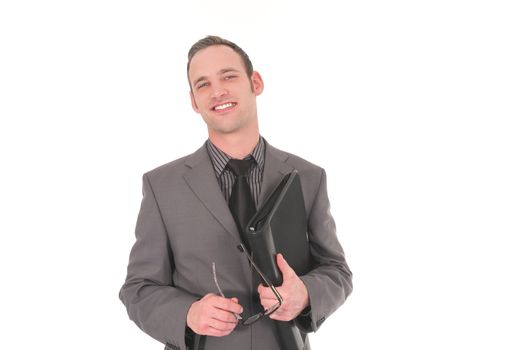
[120,36,352,350]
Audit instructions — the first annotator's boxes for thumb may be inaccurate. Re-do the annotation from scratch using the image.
[276,253,295,280]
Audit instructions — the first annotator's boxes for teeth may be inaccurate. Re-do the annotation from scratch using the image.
[215,103,234,110]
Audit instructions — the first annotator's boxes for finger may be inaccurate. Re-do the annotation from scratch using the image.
[276,253,295,280]
[257,284,277,299]
[213,295,244,314]
[230,297,242,317]
[259,296,275,308]
[204,328,231,337]
[211,307,241,323]
[204,321,237,337]
[208,316,238,332]
[269,311,293,322]
[201,292,217,301]
[269,303,297,321]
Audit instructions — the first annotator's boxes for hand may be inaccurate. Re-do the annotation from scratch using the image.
[186,293,243,337]
[258,253,309,321]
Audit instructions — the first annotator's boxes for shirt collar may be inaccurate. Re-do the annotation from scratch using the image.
[206,137,266,177]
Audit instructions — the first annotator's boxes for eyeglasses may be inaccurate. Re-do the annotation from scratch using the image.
[212,243,283,326]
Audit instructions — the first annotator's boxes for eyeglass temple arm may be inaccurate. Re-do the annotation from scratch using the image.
[237,244,283,304]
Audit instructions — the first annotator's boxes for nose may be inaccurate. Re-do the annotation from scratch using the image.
[211,85,228,99]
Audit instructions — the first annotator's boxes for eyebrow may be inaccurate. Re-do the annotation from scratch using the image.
[192,67,241,88]
[219,68,240,75]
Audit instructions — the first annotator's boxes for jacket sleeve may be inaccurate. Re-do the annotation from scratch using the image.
[119,174,198,350]
[296,169,353,333]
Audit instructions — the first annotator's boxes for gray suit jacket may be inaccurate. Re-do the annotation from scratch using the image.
[119,141,352,350]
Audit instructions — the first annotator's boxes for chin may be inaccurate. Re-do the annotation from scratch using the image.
[209,121,242,133]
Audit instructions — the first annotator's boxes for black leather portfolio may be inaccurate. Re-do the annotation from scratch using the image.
[241,170,312,350]
[244,169,312,280]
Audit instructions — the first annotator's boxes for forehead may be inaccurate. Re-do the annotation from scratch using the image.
[188,45,245,79]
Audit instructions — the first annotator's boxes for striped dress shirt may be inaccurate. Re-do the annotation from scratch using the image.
[206,137,265,206]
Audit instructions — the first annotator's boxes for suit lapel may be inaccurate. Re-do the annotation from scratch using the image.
[258,142,294,208]
[182,142,294,240]
[183,145,241,243]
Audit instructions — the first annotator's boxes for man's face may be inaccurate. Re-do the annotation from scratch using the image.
[188,45,263,137]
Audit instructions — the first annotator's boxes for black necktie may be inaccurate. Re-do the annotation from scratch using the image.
[228,158,264,314]
[227,158,256,239]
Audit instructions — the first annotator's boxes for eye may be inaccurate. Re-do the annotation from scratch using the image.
[196,82,209,89]
[224,75,237,80]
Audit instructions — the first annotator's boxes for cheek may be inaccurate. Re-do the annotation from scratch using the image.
[193,94,207,110]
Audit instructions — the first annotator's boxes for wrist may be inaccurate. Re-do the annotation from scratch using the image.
[300,280,310,310]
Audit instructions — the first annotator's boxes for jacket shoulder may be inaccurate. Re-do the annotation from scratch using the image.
[268,143,324,174]
[143,144,207,182]
[145,155,190,178]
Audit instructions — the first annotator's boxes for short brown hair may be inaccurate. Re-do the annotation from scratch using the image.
[187,35,254,90]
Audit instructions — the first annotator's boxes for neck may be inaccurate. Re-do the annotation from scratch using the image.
[209,130,260,159]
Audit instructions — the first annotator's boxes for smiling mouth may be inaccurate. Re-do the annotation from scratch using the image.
[212,102,237,111]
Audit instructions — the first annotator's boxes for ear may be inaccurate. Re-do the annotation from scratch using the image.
[189,90,199,113]
[251,71,264,96]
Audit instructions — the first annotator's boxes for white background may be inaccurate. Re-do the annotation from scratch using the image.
[1,1,524,349]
